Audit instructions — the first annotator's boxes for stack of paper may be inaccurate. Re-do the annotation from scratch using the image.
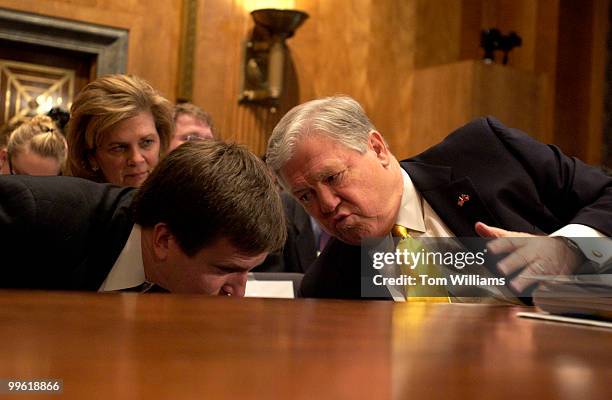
[533,277,612,321]
[517,275,612,328]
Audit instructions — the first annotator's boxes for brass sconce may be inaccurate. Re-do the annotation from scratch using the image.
[238,8,308,108]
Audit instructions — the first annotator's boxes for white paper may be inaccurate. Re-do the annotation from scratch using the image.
[245,281,294,299]
[516,311,612,329]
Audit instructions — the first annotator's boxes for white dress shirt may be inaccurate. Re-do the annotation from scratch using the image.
[98,225,146,292]
[396,169,454,238]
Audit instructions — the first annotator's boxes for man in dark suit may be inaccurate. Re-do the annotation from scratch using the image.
[265,96,612,299]
[255,192,325,273]
[0,140,286,296]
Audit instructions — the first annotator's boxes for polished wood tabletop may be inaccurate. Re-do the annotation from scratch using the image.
[0,290,610,400]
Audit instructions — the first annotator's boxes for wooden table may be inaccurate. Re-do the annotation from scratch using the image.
[0,291,610,399]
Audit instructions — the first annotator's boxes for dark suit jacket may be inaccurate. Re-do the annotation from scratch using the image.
[0,175,135,290]
[255,192,318,273]
[300,117,612,299]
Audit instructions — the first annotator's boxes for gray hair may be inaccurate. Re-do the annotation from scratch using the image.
[265,95,378,177]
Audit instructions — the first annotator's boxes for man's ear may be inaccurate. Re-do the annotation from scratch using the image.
[151,223,173,261]
[368,131,391,167]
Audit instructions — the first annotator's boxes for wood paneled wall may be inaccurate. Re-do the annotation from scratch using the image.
[192,0,420,156]
[555,0,609,164]
[0,0,181,101]
[192,0,609,164]
[194,0,420,157]
[2,0,608,165]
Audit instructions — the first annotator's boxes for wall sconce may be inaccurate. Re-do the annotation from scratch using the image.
[238,8,309,108]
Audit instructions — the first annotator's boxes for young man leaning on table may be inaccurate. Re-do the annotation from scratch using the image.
[0,140,286,296]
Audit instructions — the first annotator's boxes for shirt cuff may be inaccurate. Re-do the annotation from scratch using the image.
[550,224,612,271]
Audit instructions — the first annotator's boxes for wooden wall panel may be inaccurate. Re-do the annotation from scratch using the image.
[362,1,415,157]
[193,0,296,155]
[0,0,181,100]
[555,0,595,162]
[408,62,475,155]
[478,0,557,144]
[1,0,606,164]
[472,62,546,138]
[533,0,560,75]
[190,0,607,162]
[408,61,546,158]
[555,0,609,164]
[193,0,420,156]
[193,0,247,143]
[191,0,607,163]
[586,0,609,165]
[414,0,462,69]
[459,0,485,60]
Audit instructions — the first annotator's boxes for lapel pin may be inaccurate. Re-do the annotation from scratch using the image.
[457,194,470,207]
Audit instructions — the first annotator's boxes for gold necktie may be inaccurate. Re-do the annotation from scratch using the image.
[392,225,450,303]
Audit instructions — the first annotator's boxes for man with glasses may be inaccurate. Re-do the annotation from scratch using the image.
[168,102,215,151]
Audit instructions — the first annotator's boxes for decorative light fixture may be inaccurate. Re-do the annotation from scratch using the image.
[238,8,309,108]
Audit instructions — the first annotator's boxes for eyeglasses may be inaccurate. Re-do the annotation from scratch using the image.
[186,135,206,142]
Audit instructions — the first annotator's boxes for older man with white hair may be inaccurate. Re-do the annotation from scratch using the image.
[266,95,612,300]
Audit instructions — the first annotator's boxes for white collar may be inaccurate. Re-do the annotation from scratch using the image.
[98,225,146,292]
[395,168,426,233]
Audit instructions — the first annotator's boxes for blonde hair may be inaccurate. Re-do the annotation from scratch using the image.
[7,115,67,171]
[1,117,29,148]
[66,74,173,181]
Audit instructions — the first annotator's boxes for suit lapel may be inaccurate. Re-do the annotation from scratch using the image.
[401,161,499,236]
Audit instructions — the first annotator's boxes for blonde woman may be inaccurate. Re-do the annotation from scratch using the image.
[67,74,173,187]
[7,116,67,176]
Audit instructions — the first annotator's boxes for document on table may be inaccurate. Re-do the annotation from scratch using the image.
[245,280,294,299]
[517,311,612,329]
[517,274,612,328]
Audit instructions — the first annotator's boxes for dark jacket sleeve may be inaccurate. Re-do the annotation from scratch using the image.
[0,175,135,290]
[485,117,612,235]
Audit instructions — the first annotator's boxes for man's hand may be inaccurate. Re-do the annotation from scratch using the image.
[475,222,584,292]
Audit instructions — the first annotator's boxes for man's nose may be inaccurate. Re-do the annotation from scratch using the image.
[223,272,249,297]
[318,187,340,215]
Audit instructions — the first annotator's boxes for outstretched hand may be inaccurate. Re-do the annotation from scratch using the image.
[475,222,583,292]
